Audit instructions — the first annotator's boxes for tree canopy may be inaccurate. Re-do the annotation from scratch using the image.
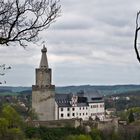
[0,105,24,140]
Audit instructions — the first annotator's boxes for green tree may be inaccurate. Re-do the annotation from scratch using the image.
[66,135,92,140]
[118,111,127,121]
[111,132,121,140]
[95,135,102,140]
[66,135,76,140]
[76,135,92,140]
[2,105,23,128]
[7,128,24,140]
[0,105,24,140]
[90,128,102,140]
[0,118,8,137]
[128,110,135,123]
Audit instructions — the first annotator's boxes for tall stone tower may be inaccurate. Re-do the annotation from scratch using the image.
[32,45,55,121]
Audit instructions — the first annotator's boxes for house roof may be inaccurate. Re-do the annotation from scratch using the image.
[55,93,71,107]
[83,91,103,102]
[55,91,103,107]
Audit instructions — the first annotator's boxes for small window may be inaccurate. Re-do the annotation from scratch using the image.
[86,113,88,115]
[67,108,70,111]
[67,113,70,117]
[83,113,84,116]
[79,113,81,116]
[79,107,81,110]
[93,105,96,108]
[61,113,63,117]
[86,107,88,109]
[61,108,63,111]
[72,107,75,111]
[83,107,84,110]
[72,113,75,116]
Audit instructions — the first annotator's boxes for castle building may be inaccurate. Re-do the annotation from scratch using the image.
[32,46,105,121]
[55,92,105,121]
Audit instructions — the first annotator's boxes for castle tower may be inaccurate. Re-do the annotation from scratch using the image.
[32,45,55,121]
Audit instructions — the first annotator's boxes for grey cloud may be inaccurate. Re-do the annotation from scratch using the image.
[53,60,140,86]
[50,14,93,30]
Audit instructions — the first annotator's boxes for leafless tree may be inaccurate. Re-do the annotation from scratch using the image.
[134,11,140,63]
[0,64,11,84]
[0,0,61,47]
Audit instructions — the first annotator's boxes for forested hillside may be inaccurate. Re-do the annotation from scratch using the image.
[0,85,140,96]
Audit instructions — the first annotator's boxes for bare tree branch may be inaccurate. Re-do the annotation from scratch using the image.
[0,0,61,47]
[0,64,11,84]
[134,11,140,63]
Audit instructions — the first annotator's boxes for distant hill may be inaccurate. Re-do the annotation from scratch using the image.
[0,89,12,93]
[112,90,140,97]
[56,85,140,95]
[0,86,31,93]
[0,85,140,96]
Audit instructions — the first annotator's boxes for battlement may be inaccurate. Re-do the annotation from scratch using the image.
[32,85,55,91]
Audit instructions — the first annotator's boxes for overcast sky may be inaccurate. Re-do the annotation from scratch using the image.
[1,0,140,86]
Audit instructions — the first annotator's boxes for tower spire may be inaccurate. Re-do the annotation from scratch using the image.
[39,45,48,68]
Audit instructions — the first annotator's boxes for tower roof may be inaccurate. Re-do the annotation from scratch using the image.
[39,45,48,68]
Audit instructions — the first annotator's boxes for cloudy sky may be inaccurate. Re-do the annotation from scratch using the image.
[1,0,140,86]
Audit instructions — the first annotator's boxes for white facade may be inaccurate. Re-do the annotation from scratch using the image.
[55,94,105,121]
[88,102,105,120]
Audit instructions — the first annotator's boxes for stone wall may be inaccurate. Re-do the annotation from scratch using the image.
[27,119,81,128]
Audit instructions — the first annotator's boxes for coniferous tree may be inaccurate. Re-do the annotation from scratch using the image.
[128,110,135,123]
